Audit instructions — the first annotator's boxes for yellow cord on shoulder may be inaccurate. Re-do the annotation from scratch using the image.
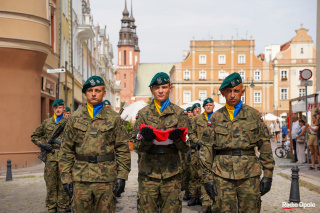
[154,99,161,115]
[203,111,208,121]
[87,102,94,118]
[226,103,235,121]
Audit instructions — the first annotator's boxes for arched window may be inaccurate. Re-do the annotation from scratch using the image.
[124,50,127,65]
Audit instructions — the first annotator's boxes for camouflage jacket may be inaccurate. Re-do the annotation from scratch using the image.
[199,104,274,182]
[59,105,131,184]
[132,102,191,179]
[192,113,210,140]
[31,117,67,162]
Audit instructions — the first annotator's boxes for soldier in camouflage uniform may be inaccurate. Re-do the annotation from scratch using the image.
[59,76,131,213]
[187,103,203,206]
[132,72,191,213]
[31,99,70,213]
[191,98,215,212]
[64,106,71,119]
[199,73,274,213]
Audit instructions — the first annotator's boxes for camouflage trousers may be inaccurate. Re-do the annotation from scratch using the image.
[73,182,116,213]
[189,152,201,197]
[201,184,214,212]
[44,161,70,212]
[213,175,261,213]
[137,174,182,213]
[181,153,191,192]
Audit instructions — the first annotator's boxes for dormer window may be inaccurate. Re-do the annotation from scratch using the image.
[301,48,304,54]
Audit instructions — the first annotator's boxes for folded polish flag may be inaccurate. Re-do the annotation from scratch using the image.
[137,124,188,145]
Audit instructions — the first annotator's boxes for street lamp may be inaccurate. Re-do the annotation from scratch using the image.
[245,77,255,105]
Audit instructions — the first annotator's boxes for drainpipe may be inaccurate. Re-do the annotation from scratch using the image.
[58,0,63,98]
[71,0,74,111]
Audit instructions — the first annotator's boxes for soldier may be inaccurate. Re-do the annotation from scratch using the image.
[199,73,274,213]
[64,106,71,119]
[59,76,131,212]
[31,99,70,213]
[192,103,201,117]
[132,72,191,213]
[103,100,112,109]
[186,106,194,119]
[191,98,215,212]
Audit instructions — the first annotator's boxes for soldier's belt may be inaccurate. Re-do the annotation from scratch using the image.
[215,149,255,156]
[75,154,115,163]
[147,145,178,154]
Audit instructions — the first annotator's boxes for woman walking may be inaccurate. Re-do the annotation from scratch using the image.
[306,115,320,170]
[295,119,306,164]
[274,119,281,143]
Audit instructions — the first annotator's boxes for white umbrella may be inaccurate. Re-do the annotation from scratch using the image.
[264,113,279,121]
[121,101,148,121]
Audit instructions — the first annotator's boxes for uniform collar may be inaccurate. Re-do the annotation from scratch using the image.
[150,101,174,117]
[222,104,247,122]
[83,104,109,120]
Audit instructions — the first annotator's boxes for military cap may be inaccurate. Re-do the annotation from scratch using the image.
[192,103,201,110]
[186,107,192,112]
[82,76,105,93]
[65,106,71,112]
[219,72,242,91]
[103,100,111,105]
[148,72,170,87]
[203,98,214,107]
[52,99,64,107]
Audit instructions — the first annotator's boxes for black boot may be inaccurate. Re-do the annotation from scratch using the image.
[183,191,191,201]
[187,197,200,206]
[202,205,212,213]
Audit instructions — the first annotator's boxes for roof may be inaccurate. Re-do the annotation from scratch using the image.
[280,40,291,51]
[133,63,175,96]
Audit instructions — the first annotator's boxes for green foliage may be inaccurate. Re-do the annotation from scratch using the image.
[120,101,126,108]
[123,121,133,134]
[147,97,152,105]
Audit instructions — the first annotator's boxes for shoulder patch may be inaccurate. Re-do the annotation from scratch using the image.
[184,111,188,115]
[260,116,264,122]
[135,113,139,119]
[207,121,211,126]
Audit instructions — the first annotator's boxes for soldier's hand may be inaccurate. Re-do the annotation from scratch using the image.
[113,178,126,197]
[40,143,52,151]
[191,140,200,150]
[63,182,73,198]
[140,127,155,142]
[169,128,182,141]
[260,177,272,196]
[204,181,218,201]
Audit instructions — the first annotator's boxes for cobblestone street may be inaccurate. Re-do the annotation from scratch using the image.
[0,146,319,212]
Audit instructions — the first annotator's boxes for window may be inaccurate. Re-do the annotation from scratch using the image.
[299,88,305,97]
[199,90,207,101]
[50,8,55,52]
[218,55,226,64]
[135,55,138,64]
[301,48,304,54]
[254,92,261,103]
[124,50,126,65]
[116,97,120,108]
[183,91,191,104]
[199,55,206,64]
[119,51,121,65]
[280,89,288,100]
[124,74,126,80]
[238,55,245,64]
[281,70,288,80]
[219,70,229,80]
[238,70,245,81]
[183,70,190,80]
[241,93,245,102]
[254,70,261,80]
[218,93,226,104]
[129,51,132,65]
[124,83,126,89]
[199,70,206,80]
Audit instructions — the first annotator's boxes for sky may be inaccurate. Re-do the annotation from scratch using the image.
[90,0,317,65]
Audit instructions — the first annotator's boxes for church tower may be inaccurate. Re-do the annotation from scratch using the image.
[116,0,140,108]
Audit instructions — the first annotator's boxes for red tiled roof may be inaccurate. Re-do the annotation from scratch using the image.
[260,53,265,60]
[280,40,291,51]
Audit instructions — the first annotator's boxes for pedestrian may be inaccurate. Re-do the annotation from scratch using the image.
[31,99,70,213]
[295,119,306,164]
[64,106,71,118]
[269,122,274,140]
[274,119,281,143]
[199,73,275,213]
[132,72,192,213]
[291,114,300,163]
[190,98,215,212]
[281,122,288,142]
[59,76,131,212]
[192,103,201,117]
[305,114,320,170]
[103,99,112,109]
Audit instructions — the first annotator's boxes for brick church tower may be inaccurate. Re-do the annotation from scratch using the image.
[116,0,140,108]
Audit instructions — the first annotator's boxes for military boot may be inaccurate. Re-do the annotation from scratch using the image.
[183,191,191,201]
[202,205,212,213]
[187,197,200,206]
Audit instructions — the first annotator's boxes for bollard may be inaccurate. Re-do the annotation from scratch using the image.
[6,159,12,181]
[289,166,300,203]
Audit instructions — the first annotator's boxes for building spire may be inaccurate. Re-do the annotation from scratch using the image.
[123,0,129,18]
[129,0,135,23]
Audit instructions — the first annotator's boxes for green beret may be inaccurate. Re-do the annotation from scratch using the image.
[186,107,192,112]
[219,72,242,91]
[203,98,214,107]
[103,100,111,105]
[65,106,71,112]
[82,76,105,93]
[192,103,201,110]
[52,99,64,107]
[148,72,170,87]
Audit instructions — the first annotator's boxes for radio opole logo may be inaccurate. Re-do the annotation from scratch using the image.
[282,202,316,210]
